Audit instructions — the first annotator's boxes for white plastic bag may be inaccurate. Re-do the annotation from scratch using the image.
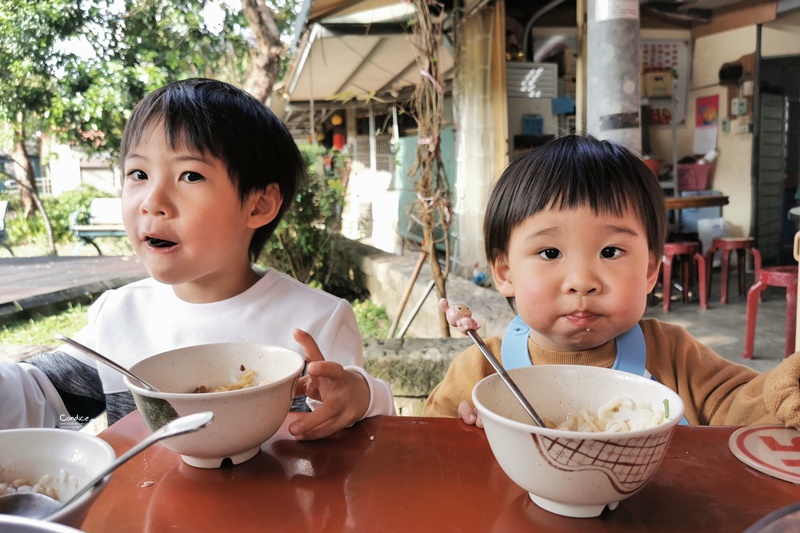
[697,217,728,267]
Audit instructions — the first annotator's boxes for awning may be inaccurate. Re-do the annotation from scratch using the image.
[281,1,454,108]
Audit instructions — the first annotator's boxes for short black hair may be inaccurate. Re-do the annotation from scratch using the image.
[120,78,305,261]
[484,134,667,264]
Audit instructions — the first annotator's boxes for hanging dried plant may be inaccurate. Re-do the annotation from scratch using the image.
[407,0,452,337]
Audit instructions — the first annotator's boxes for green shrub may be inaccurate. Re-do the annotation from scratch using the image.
[259,145,366,300]
[1,186,114,245]
[352,299,390,339]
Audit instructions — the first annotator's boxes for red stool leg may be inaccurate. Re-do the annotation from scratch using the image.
[720,248,731,304]
[662,252,674,312]
[681,255,691,303]
[751,247,763,303]
[737,249,747,298]
[695,252,708,310]
[744,280,767,359]
[786,283,797,357]
[705,242,719,300]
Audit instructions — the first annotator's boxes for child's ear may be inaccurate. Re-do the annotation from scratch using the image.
[246,183,282,229]
[491,254,516,298]
[645,253,661,292]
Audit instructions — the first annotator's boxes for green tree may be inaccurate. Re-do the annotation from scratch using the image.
[0,0,86,252]
[0,0,300,254]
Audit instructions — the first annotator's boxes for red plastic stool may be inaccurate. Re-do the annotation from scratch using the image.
[662,241,708,312]
[705,237,762,304]
[743,266,798,359]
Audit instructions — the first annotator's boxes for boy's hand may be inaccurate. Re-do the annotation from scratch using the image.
[457,400,483,428]
[288,329,370,440]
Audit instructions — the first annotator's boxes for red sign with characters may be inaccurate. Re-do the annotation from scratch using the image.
[729,426,800,484]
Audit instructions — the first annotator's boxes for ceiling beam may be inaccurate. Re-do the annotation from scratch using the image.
[333,36,390,96]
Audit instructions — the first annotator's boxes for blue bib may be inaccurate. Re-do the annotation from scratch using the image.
[501,315,688,425]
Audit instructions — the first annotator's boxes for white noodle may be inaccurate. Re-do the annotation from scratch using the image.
[556,395,666,433]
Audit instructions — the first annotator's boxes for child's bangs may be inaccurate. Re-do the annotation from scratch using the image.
[121,93,224,161]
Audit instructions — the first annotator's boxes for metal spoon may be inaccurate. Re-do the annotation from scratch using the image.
[54,334,159,392]
[0,411,213,519]
[439,299,545,427]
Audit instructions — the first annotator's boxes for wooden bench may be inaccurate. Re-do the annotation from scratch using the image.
[0,200,13,256]
[71,198,127,255]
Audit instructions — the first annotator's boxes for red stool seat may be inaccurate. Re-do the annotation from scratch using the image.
[705,237,762,304]
[743,266,798,359]
[662,241,708,312]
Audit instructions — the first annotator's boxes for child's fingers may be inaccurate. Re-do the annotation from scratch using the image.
[306,360,345,380]
[457,400,478,425]
[288,405,341,440]
[293,328,325,363]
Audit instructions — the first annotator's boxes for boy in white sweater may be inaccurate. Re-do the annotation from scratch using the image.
[0,78,394,439]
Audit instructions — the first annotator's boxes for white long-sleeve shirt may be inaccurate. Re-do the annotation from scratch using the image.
[0,268,395,429]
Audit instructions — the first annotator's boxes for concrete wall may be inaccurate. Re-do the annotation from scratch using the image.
[355,241,515,339]
[355,240,516,415]
[690,26,757,238]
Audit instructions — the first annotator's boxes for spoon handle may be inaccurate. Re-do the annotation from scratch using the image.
[55,334,159,392]
[467,329,545,427]
[57,412,214,512]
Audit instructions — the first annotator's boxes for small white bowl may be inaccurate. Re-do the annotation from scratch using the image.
[473,365,684,518]
[0,429,116,527]
[125,343,305,469]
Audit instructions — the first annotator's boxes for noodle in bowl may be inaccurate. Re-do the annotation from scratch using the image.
[0,429,116,527]
[472,364,684,518]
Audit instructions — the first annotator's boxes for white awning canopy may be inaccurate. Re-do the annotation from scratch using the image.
[282,2,454,107]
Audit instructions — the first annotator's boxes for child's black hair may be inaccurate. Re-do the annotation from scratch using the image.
[484,134,667,264]
[120,78,305,261]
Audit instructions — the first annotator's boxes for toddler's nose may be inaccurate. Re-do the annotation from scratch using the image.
[563,265,600,295]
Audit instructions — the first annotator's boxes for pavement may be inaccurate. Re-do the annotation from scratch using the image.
[0,254,148,362]
[642,276,792,373]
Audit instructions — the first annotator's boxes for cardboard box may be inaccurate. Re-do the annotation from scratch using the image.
[561,76,576,99]
[553,48,578,77]
[643,71,672,98]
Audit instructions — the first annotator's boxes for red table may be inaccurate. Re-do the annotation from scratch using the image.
[665,194,729,210]
[81,412,800,532]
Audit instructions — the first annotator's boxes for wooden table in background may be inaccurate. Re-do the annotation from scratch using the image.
[81,412,800,532]
[665,194,729,211]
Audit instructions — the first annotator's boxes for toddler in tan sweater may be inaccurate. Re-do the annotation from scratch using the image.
[424,134,800,429]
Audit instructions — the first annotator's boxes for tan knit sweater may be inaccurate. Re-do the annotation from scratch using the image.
[424,318,800,427]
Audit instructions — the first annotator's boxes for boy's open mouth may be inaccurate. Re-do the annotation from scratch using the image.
[146,236,177,248]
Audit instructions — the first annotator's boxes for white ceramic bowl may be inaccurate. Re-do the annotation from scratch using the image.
[473,365,684,518]
[0,429,116,527]
[124,343,305,469]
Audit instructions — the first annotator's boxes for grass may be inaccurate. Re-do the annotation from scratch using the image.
[5,239,134,258]
[0,304,88,345]
[1,299,390,346]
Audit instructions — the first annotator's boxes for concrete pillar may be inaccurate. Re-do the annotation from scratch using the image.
[586,0,641,152]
